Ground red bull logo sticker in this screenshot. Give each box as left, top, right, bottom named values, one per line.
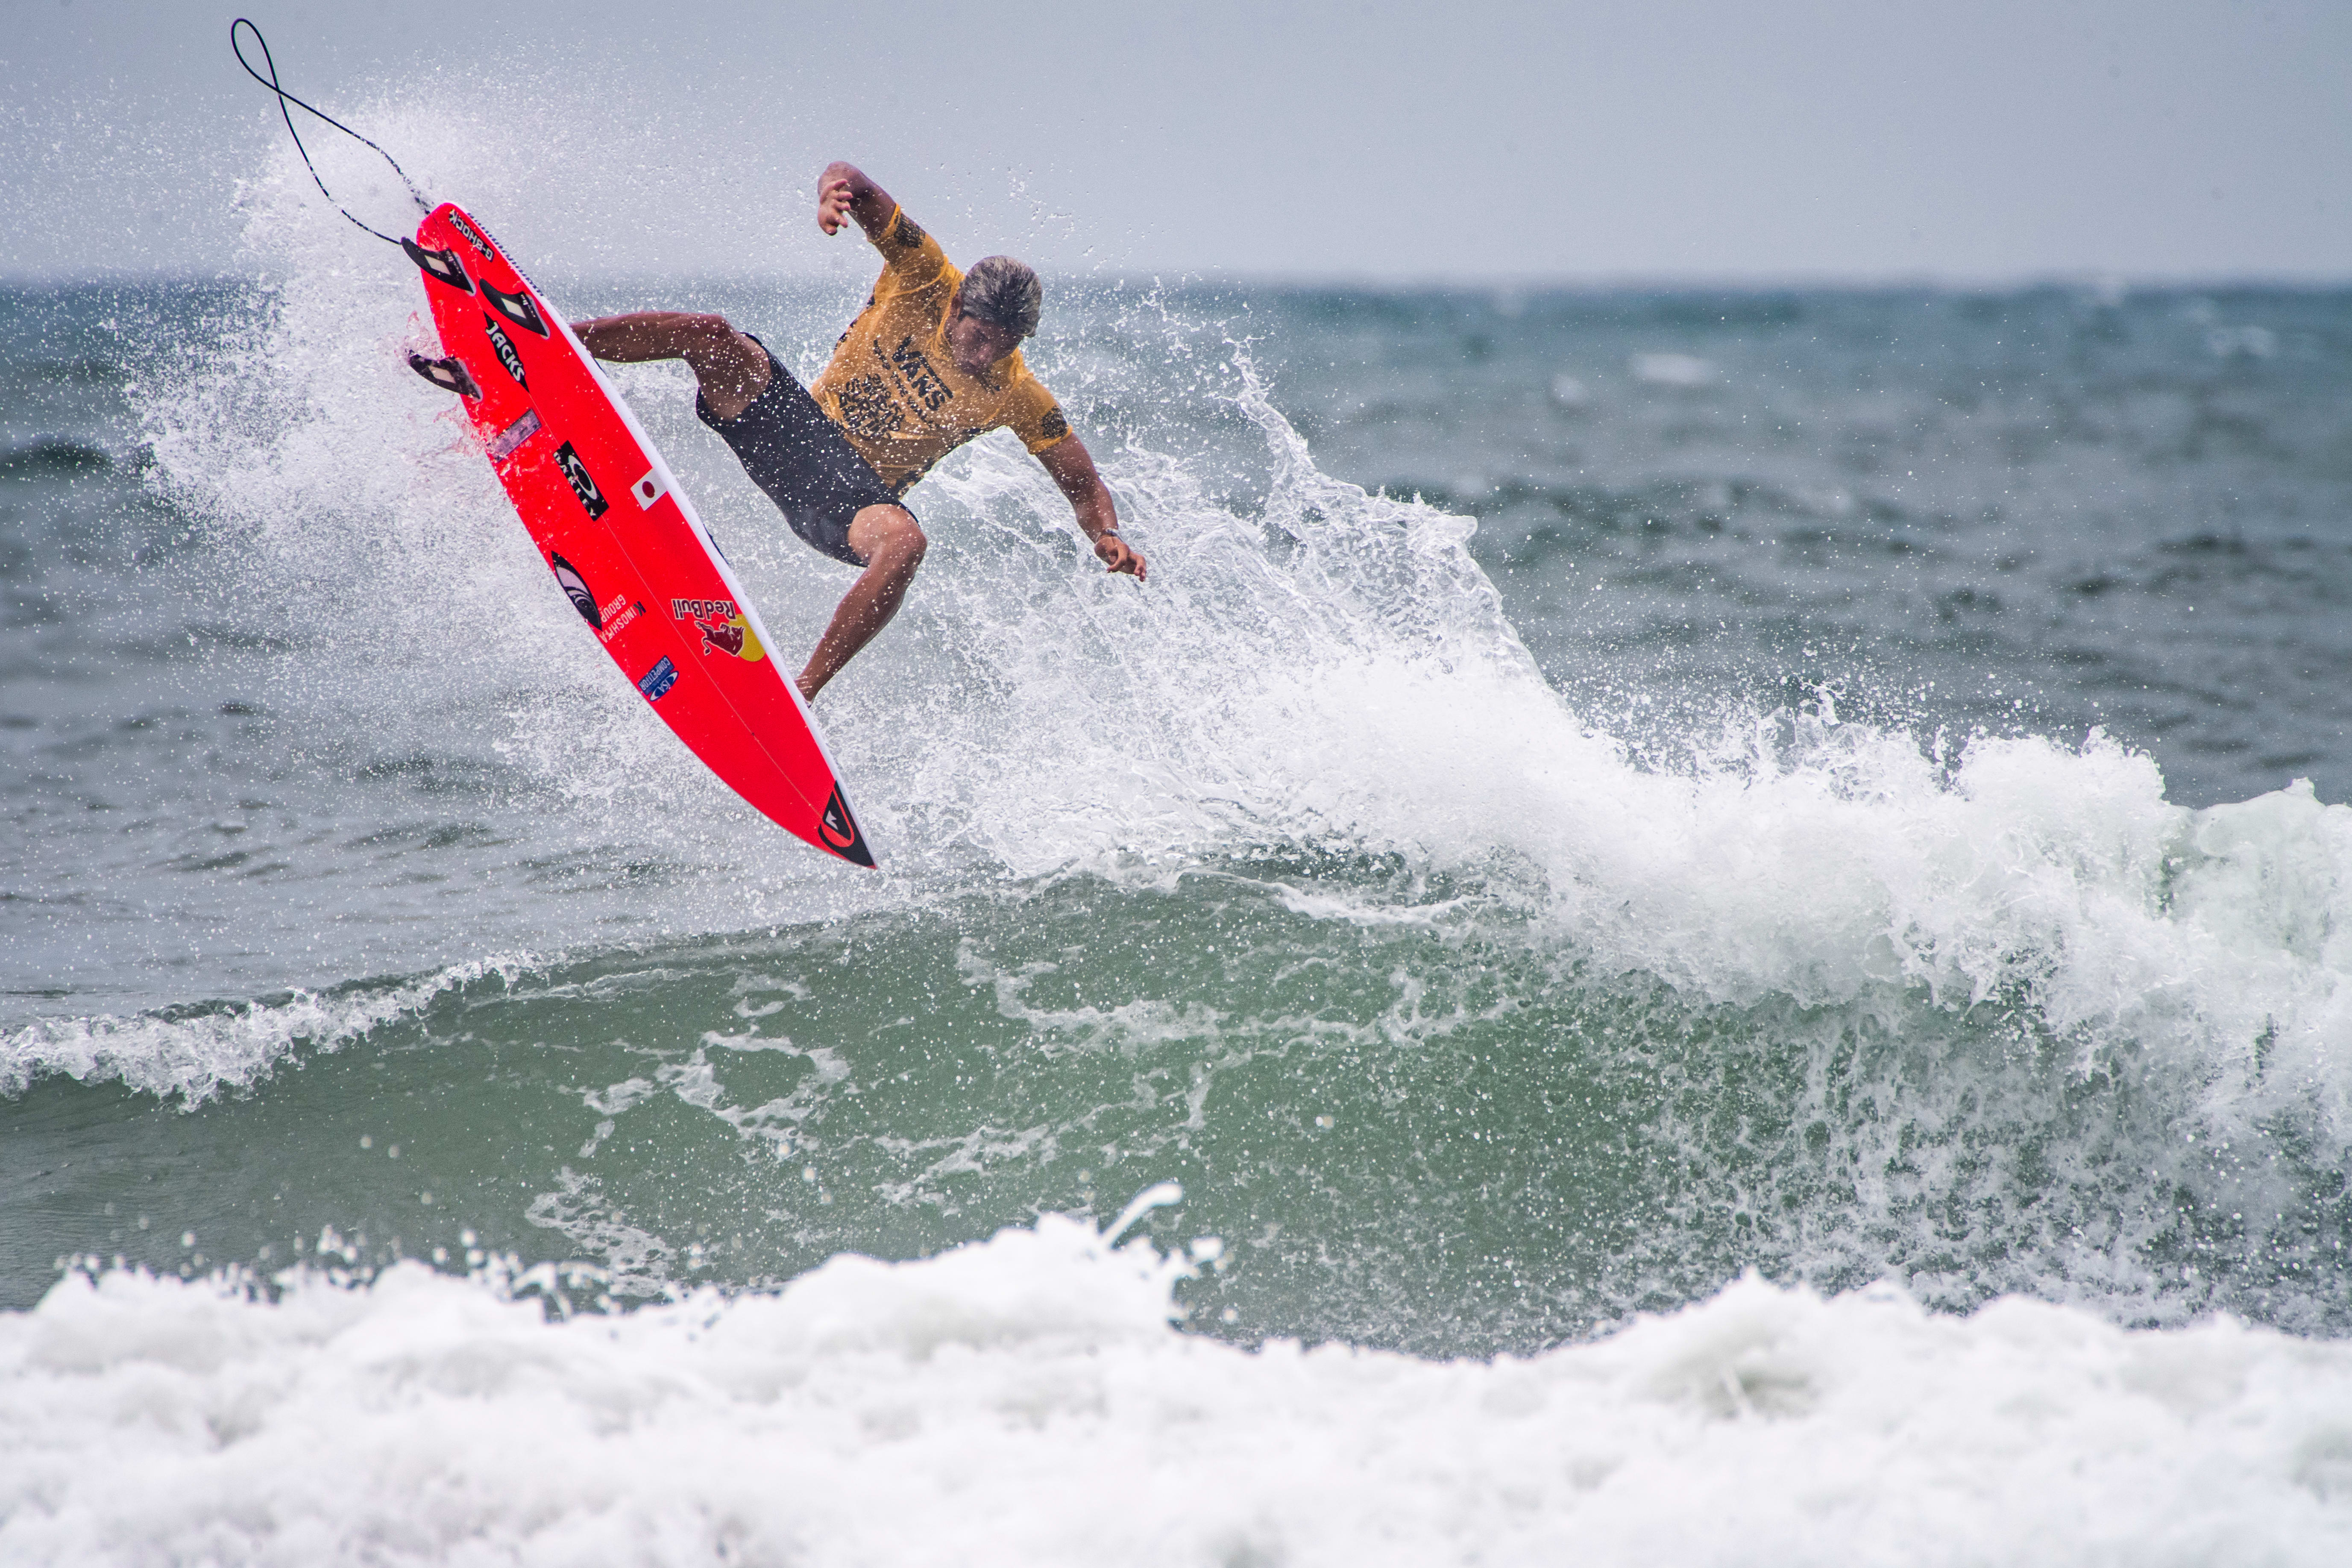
left=696, top=613, right=763, bottom=662
left=673, top=598, right=764, bottom=662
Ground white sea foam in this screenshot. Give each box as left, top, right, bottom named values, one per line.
left=0, top=955, right=533, bottom=1104
left=3, top=1204, right=2347, bottom=1566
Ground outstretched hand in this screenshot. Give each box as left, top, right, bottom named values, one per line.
left=816, top=175, right=856, bottom=236
left=1096, top=533, right=1147, bottom=583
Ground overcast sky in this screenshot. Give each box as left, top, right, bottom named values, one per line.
left=3, top=0, right=2346, bottom=282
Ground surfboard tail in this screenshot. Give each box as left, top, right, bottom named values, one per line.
left=816, top=785, right=876, bottom=868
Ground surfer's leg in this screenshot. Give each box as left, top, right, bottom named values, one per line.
left=795, top=504, right=927, bottom=702
left=571, top=313, right=771, bottom=420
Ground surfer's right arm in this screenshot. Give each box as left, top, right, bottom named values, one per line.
left=816, top=162, right=897, bottom=243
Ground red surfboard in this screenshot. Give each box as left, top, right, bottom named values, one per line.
left=403, top=202, right=874, bottom=867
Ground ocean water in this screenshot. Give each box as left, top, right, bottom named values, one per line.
left=6, top=144, right=2352, bottom=1562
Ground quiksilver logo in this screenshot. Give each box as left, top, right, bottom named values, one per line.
left=818, top=784, right=874, bottom=866
left=554, top=442, right=608, bottom=520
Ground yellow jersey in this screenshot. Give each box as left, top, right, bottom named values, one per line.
left=809, top=207, right=1072, bottom=497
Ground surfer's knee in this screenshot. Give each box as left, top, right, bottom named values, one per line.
left=674, top=314, right=769, bottom=416
left=877, top=516, right=927, bottom=570
left=851, top=505, right=925, bottom=571
left=677, top=313, right=759, bottom=366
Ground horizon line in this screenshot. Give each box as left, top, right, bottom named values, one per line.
left=4, top=262, right=2349, bottom=294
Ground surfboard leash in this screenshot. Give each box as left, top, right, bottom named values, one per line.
left=230, top=18, right=431, bottom=249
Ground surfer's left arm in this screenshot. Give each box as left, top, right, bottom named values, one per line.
left=1037, top=434, right=1144, bottom=583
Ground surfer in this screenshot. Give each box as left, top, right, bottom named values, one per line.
left=571, top=162, right=1145, bottom=703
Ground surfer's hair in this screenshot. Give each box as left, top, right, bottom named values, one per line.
left=958, top=256, right=1042, bottom=339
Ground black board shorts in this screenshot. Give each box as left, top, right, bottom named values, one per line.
left=696, top=342, right=904, bottom=567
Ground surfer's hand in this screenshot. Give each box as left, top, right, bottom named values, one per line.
left=1096, top=533, right=1147, bottom=583
left=817, top=176, right=855, bottom=236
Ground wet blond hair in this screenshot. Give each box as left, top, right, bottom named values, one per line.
left=958, top=256, right=1042, bottom=339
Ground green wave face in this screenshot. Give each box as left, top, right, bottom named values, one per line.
left=13, top=864, right=2343, bottom=1346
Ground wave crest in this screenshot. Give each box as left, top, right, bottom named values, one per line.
left=1, top=956, right=533, bottom=1105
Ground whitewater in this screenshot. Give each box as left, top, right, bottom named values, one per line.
left=9, top=1206, right=2352, bottom=1565
left=5, top=110, right=2351, bottom=1563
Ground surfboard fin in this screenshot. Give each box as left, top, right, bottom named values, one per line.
left=407, top=352, right=483, bottom=400
left=401, top=237, right=473, bottom=293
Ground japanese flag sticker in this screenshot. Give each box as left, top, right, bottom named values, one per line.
left=632, top=469, right=668, bottom=509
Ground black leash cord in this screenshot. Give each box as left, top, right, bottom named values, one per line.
left=230, top=18, right=429, bottom=247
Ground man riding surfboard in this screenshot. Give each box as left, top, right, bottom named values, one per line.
left=567, top=162, right=1145, bottom=703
